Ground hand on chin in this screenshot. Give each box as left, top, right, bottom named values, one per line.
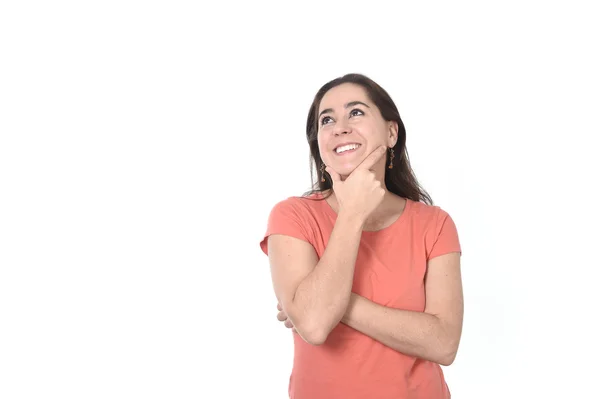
left=337, top=164, right=358, bottom=180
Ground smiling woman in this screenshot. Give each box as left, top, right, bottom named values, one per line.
left=259, top=73, right=463, bottom=399
left=306, top=74, right=433, bottom=204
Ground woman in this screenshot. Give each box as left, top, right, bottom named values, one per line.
left=259, top=73, right=463, bottom=398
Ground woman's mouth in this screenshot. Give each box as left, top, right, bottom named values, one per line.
left=334, top=143, right=362, bottom=156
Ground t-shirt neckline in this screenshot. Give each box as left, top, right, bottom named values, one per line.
left=313, top=191, right=411, bottom=235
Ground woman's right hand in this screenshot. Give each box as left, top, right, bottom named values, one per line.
left=277, top=303, right=296, bottom=332
left=326, top=145, right=387, bottom=224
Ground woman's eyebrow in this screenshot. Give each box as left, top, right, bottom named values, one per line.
left=319, top=101, right=370, bottom=118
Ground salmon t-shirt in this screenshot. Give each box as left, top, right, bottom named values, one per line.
left=259, top=192, right=461, bottom=399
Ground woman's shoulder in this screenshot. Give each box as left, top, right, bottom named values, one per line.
left=267, top=191, right=327, bottom=218
left=272, top=191, right=320, bottom=206
left=406, top=198, right=453, bottom=227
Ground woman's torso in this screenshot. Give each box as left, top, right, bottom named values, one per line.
left=287, top=193, right=450, bottom=399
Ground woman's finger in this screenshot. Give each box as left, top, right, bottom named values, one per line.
left=277, top=311, right=287, bottom=321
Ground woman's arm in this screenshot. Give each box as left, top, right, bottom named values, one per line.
left=341, top=252, right=463, bottom=365
left=268, top=210, right=364, bottom=345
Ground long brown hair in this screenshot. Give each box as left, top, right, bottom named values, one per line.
left=302, top=73, right=433, bottom=205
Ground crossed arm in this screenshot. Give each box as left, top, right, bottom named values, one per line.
left=342, top=252, right=463, bottom=365
left=276, top=251, right=463, bottom=366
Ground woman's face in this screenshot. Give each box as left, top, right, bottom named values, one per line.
left=317, top=83, right=397, bottom=179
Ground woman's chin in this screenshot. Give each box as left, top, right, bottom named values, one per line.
left=337, top=165, right=357, bottom=177
left=331, top=170, right=353, bottom=181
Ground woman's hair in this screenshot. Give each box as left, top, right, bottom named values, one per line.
left=302, top=73, right=433, bottom=205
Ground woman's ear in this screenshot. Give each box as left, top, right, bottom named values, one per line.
left=388, top=121, right=399, bottom=147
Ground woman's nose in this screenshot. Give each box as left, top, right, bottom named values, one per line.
left=333, top=120, right=351, bottom=136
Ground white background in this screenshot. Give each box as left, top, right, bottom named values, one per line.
left=1, top=1, right=599, bottom=398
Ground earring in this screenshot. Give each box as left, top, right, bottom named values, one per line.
left=388, top=148, right=395, bottom=169
left=320, top=163, right=326, bottom=182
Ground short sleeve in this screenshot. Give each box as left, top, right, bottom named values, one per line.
left=259, top=198, right=313, bottom=256
left=426, top=208, right=462, bottom=261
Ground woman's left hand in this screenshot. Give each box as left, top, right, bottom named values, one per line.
left=277, top=303, right=296, bottom=332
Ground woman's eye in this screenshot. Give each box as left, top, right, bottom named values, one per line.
left=321, top=116, right=333, bottom=126
left=350, top=109, right=364, bottom=117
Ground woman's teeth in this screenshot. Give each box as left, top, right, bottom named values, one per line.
left=335, top=144, right=360, bottom=154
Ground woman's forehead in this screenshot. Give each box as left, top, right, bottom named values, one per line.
left=319, top=83, right=371, bottom=111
